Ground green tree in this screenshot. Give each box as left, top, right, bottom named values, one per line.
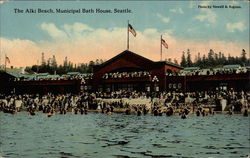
left=241, top=49, right=247, bottom=64
left=41, top=52, right=46, bottom=66
left=174, top=58, right=178, bottom=65
left=180, top=51, right=187, bottom=67
left=186, top=49, right=193, bottom=67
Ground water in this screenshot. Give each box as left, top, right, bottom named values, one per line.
left=0, top=112, right=249, bottom=158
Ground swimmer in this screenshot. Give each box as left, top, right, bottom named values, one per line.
left=84, top=106, right=88, bottom=114
left=243, top=109, right=248, bottom=117
left=47, top=109, right=54, bottom=117
left=202, top=110, right=206, bottom=117
left=74, top=108, right=78, bottom=114
left=228, top=109, right=233, bottom=115
left=137, top=110, right=142, bottom=116
left=143, top=106, right=148, bottom=115
left=184, top=108, right=190, bottom=115
left=196, top=110, right=201, bottom=116
left=166, top=107, right=174, bottom=116
left=29, top=109, right=36, bottom=116
left=80, top=108, right=84, bottom=115
left=181, top=112, right=187, bottom=119
left=110, top=105, right=114, bottom=112
left=125, top=107, right=131, bottom=115
left=106, top=107, right=112, bottom=115
left=158, top=109, right=163, bottom=116
left=101, top=107, right=105, bottom=113
left=209, top=107, right=215, bottom=115
left=63, top=108, right=67, bottom=114
left=153, top=108, right=158, bottom=116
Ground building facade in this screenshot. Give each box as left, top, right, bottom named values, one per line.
left=92, top=50, right=182, bottom=92
left=0, top=50, right=249, bottom=94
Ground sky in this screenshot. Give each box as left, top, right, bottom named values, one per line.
left=0, top=0, right=249, bottom=68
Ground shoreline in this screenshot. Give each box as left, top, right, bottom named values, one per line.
left=2, top=108, right=248, bottom=115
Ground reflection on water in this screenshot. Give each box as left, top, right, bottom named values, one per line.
left=0, top=112, right=249, bottom=158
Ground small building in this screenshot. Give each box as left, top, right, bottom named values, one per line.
left=0, top=71, right=16, bottom=94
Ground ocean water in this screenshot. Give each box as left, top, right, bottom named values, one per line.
left=0, top=112, right=249, bottom=158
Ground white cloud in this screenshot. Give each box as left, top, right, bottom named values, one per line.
left=143, top=28, right=159, bottom=37
left=63, top=22, right=94, bottom=37
left=0, top=38, right=42, bottom=67
left=1, top=22, right=248, bottom=68
left=0, top=0, right=10, bottom=5
left=41, top=23, right=68, bottom=39
left=170, top=7, right=184, bottom=14
left=195, top=1, right=217, bottom=24
left=226, top=22, right=246, bottom=32
left=156, top=13, right=170, bottom=23
left=195, top=9, right=217, bottom=24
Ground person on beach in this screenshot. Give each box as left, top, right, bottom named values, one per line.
left=202, top=110, right=206, bottom=117
left=110, top=105, right=114, bottom=113
left=47, top=109, right=54, bottom=117
left=158, top=109, right=163, bottom=116
left=243, top=108, right=248, bottom=117
left=137, top=108, right=142, bottom=116
left=143, top=105, right=148, bottom=115
left=196, top=109, right=201, bottom=116
left=29, top=108, right=36, bottom=115
left=74, top=108, right=78, bottom=114
left=0, top=89, right=249, bottom=117
left=84, top=106, right=88, bottom=114
left=106, top=106, right=112, bottom=115
left=166, top=106, right=174, bottom=116
left=208, top=107, right=215, bottom=115
left=125, top=106, right=131, bottom=115
left=153, top=107, right=159, bottom=116
left=181, top=112, right=187, bottom=119
left=184, top=107, right=190, bottom=115
left=80, top=108, right=84, bottom=115
left=228, top=109, right=233, bottom=115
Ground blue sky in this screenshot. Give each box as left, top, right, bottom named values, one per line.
left=0, top=1, right=249, bottom=67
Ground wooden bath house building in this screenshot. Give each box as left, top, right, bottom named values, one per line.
left=92, top=50, right=183, bottom=92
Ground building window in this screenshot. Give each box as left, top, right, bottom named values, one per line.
left=155, top=86, right=159, bottom=92
left=173, top=84, right=177, bottom=89
left=84, top=86, right=88, bottom=90
left=178, top=83, right=182, bottom=89
left=169, top=83, right=172, bottom=89
left=80, top=85, right=84, bottom=91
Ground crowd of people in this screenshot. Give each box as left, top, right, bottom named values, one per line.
left=102, top=71, right=151, bottom=79
left=0, top=89, right=249, bottom=118
left=172, top=67, right=249, bottom=76
left=13, top=73, right=93, bottom=82
left=9, top=66, right=249, bottom=84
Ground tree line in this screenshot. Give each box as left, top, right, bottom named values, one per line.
left=25, top=54, right=105, bottom=75
left=26, top=49, right=249, bottom=74
left=179, top=49, right=249, bottom=68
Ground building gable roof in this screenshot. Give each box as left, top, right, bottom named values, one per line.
left=96, top=50, right=154, bottom=68
left=93, top=50, right=183, bottom=74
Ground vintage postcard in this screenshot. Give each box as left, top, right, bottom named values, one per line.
left=0, top=0, right=249, bottom=158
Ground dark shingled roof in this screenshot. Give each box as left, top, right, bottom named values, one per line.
left=96, top=50, right=154, bottom=68
left=95, top=50, right=183, bottom=69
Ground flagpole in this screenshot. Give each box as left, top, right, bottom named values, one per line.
left=127, top=20, right=129, bottom=50
left=5, top=54, right=7, bottom=72
left=160, top=35, right=162, bottom=61
left=0, top=49, right=1, bottom=68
